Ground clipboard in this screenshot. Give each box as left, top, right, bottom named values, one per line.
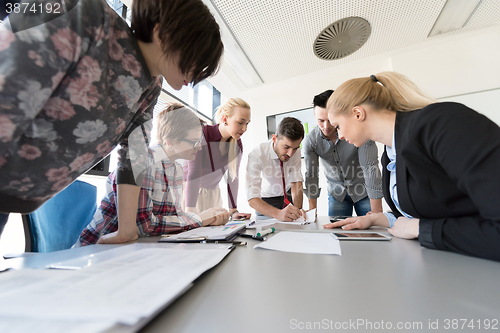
left=159, top=223, right=246, bottom=243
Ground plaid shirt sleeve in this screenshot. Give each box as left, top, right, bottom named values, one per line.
left=136, top=148, right=202, bottom=236
left=77, top=172, right=119, bottom=246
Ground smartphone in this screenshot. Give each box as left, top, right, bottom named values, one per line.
left=331, top=232, right=392, bottom=241
left=330, top=216, right=353, bottom=222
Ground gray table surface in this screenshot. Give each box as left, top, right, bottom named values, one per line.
left=2, top=216, right=500, bottom=333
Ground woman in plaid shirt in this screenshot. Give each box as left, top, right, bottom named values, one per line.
left=77, top=104, right=230, bottom=246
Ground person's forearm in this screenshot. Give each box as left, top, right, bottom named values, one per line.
left=291, top=182, right=303, bottom=209
left=116, top=184, right=140, bottom=238
left=248, top=198, right=280, bottom=219
left=370, top=198, right=383, bottom=213
left=308, top=198, right=317, bottom=210
left=186, top=206, right=197, bottom=213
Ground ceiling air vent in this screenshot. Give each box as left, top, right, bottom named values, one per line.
left=313, top=17, right=371, bottom=60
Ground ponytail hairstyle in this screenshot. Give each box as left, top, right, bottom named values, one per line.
left=214, top=98, right=251, bottom=181
left=156, top=103, right=203, bottom=146
left=327, top=71, right=436, bottom=116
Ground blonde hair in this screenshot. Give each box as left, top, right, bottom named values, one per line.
left=156, top=103, right=203, bottom=145
left=214, top=98, right=251, bottom=181
left=327, top=71, right=436, bottom=116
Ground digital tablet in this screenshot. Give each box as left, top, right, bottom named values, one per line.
left=331, top=232, right=392, bottom=241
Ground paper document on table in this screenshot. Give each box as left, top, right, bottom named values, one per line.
left=0, top=316, right=115, bottom=333
left=245, top=219, right=278, bottom=229
left=254, top=231, right=342, bottom=255
left=160, top=223, right=246, bottom=242
left=257, top=208, right=316, bottom=225
left=0, top=244, right=232, bottom=329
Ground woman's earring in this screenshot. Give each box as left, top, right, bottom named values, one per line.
left=164, top=142, right=174, bottom=151
left=224, top=122, right=228, bottom=126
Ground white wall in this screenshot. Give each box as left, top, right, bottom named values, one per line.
left=212, top=24, right=500, bottom=216
left=81, top=25, right=500, bottom=218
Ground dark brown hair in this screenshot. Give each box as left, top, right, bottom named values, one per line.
left=313, top=90, right=334, bottom=108
left=277, top=117, right=304, bottom=141
left=132, top=0, right=224, bottom=85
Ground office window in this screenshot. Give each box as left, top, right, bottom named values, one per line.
left=162, top=80, right=223, bottom=122
left=105, top=0, right=131, bottom=25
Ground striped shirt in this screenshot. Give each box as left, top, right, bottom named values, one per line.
left=78, top=144, right=202, bottom=246
left=383, top=133, right=414, bottom=227
left=303, top=126, right=383, bottom=203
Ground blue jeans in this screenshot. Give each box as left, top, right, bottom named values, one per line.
left=328, top=193, right=371, bottom=216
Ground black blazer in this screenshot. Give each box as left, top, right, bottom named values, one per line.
left=382, top=102, right=500, bottom=261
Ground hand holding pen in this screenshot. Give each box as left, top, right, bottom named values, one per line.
left=276, top=203, right=301, bottom=222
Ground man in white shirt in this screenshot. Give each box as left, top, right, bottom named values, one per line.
left=246, top=117, right=306, bottom=222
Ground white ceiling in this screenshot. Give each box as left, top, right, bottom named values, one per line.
left=208, top=0, right=500, bottom=93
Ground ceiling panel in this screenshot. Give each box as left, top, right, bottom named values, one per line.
left=211, top=0, right=500, bottom=87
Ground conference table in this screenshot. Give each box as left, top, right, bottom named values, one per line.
left=3, top=216, right=500, bottom=332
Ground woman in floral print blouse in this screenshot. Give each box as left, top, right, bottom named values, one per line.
left=0, top=0, right=224, bottom=242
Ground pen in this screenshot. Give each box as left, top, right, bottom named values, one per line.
left=247, top=221, right=256, bottom=226
left=201, top=240, right=247, bottom=246
left=257, top=227, right=275, bottom=237
left=239, top=233, right=267, bottom=241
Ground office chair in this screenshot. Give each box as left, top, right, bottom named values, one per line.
left=22, top=180, right=97, bottom=253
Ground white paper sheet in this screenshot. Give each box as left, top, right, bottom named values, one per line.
left=254, top=231, right=342, bottom=255
left=0, top=244, right=232, bottom=330
left=0, top=316, right=115, bottom=333
left=245, top=220, right=278, bottom=229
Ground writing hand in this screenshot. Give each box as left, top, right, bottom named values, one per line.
left=275, top=204, right=301, bottom=222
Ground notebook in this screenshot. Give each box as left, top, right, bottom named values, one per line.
left=159, top=223, right=246, bottom=242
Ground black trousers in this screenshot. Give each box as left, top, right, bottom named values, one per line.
left=256, top=190, right=293, bottom=216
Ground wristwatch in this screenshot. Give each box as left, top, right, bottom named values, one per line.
left=229, top=210, right=239, bottom=220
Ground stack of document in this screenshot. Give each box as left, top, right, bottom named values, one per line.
left=0, top=243, right=233, bottom=332
left=159, top=223, right=246, bottom=242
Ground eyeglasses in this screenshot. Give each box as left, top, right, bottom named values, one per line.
left=179, top=137, right=203, bottom=148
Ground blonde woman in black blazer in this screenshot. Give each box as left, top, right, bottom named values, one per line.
left=324, top=71, right=500, bottom=262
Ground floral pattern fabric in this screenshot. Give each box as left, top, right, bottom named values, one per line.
left=0, top=0, right=162, bottom=212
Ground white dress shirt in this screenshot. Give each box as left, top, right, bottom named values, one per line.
left=246, top=140, right=304, bottom=200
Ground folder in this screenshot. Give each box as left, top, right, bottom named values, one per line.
left=159, top=223, right=246, bottom=243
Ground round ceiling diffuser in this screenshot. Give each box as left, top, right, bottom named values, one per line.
left=313, top=17, right=371, bottom=60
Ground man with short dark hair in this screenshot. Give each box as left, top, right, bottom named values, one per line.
left=246, top=117, right=306, bottom=221
left=303, top=90, right=383, bottom=217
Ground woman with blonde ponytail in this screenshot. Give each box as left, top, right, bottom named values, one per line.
left=184, top=98, right=252, bottom=220
left=324, top=71, right=500, bottom=262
